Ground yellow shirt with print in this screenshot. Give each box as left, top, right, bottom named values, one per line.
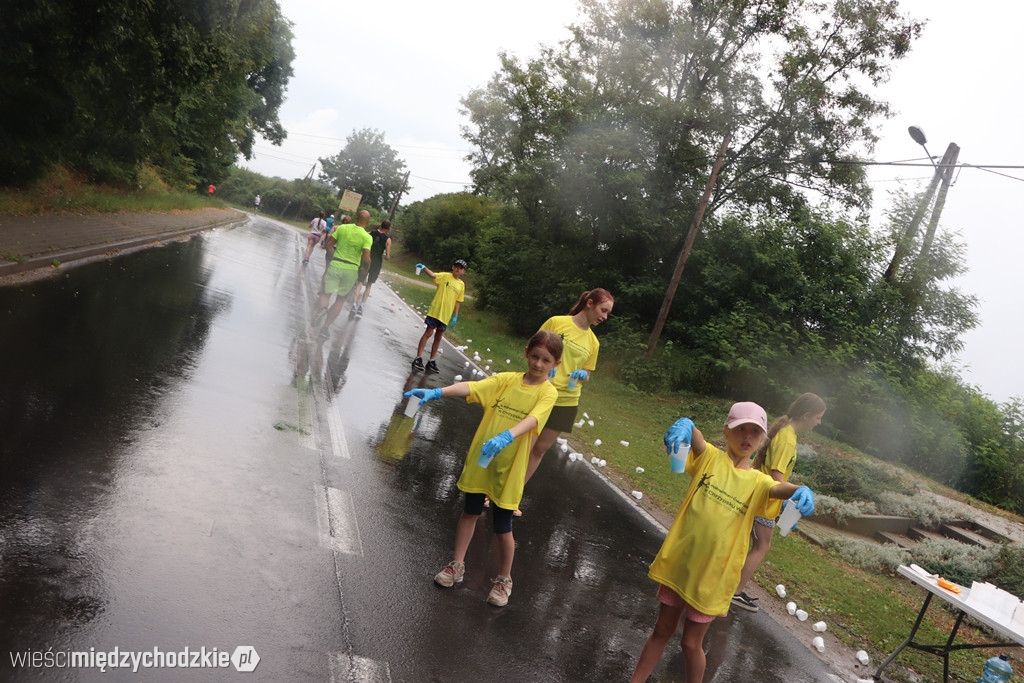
left=759, top=424, right=797, bottom=518
left=456, top=372, right=557, bottom=510
left=648, top=443, right=776, bottom=616
left=539, top=315, right=599, bottom=407
left=426, top=272, right=465, bottom=324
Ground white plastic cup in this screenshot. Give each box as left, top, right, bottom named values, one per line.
left=812, top=621, right=827, bottom=632
left=775, top=584, right=787, bottom=598
left=796, top=609, right=808, bottom=622
left=856, top=650, right=870, bottom=666
left=786, top=602, right=797, bottom=615
left=812, top=636, right=824, bottom=652
left=670, top=443, right=690, bottom=473
left=415, top=265, right=424, bottom=275
left=778, top=501, right=803, bottom=536
left=478, top=450, right=496, bottom=468
left=568, top=378, right=578, bottom=390
left=631, top=490, right=643, bottom=500
left=403, top=397, right=420, bottom=418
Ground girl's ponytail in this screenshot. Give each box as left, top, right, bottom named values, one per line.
left=750, top=393, right=825, bottom=470
left=569, top=288, right=614, bottom=315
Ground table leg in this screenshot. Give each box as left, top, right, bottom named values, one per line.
left=874, top=592, right=933, bottom=681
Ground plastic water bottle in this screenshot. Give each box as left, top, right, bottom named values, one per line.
left=979, top=654, right=1012, bottom=683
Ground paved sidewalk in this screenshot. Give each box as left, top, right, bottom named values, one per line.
left=0, top=207, right=247, bottom=281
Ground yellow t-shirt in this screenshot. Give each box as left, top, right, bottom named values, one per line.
left=648, top=443, right=776, bottom=615
left=456, top=372, right=557, bottom=509
left=760, top=424, right=797, bottom=518
left=426, top=272, right=465, bottom=323
left=539, top=315, right=599, bottom=407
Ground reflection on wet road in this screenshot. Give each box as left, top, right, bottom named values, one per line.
left=0, top=216, right=840, bottom=681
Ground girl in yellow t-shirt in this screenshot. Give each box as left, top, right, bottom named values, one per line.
left=630, top=403, right=817, bottom=683
left=524, top=288, right=614, bottom=488
left=730, top=392, right=827, bottom=612
left=403, top=331, right=562, bottom=608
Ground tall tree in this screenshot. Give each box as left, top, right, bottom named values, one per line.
left=0, top=0, right=294, bottom=186
left=318, top=129, right=408, bottom=211
left=461, top=0, right=923, bottom=276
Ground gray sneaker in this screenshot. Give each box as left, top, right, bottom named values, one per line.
left=487, top=576, right=513, bottom=606
left=354, top=304, right=364, bottom=319
left=434, top=561, right=465, bottom=588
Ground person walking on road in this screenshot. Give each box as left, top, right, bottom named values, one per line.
left=410, top=259, right=467, bottom=374
left=303, top=211, right=327, bottom=265
left=355, top=219, right=392, bottom=317
left=405, top=330, right=561, bottom=607
left=313, top=210, right=371, bottom=330
left=523, top=288, right=613, bottom=495
left=730, top=392, right=827, bottom=613
left=630, top=403, right=817, bottom=683
left=253, top=194, right=261, bottom=212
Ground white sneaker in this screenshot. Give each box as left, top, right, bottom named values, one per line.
left=487, top=577, right=513, bottom=607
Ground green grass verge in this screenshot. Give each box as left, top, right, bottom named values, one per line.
left=0, top=165, right=219, bottom=215
left=385, top=272, right=1007, bottom=682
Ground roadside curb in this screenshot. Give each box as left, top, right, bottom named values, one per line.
left=0, top=215, right=247, bottom=279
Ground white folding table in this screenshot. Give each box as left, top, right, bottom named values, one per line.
left=875, top=565, right=1024, bottom=681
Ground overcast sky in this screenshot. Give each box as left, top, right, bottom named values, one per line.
left=240, top=0, right=1024, bottom=404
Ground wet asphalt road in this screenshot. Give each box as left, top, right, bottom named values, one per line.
left=0, top=216, right=843, bottom=682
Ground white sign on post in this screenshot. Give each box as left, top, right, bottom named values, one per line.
left=338, top=190, right=362, bottom=213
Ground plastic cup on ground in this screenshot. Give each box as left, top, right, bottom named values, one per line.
left=812, top=636, right=824, bottom=652
left=776, top=584, right=787, bottom=598
left=786, top=602, right=797, bottom=615
left=778, top=501, right=803, bottom=536
left=415, top=265, right=424, bottom=275
left=403, top=397, right=420, bottom=418
left=856, top=650, right=870, bottom=666
left=796, top=609, right=808, bottom=621
left=812, top=621, right=827, bottom=632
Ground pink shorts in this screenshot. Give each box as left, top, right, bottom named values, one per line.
left=656, top=584, right=716, bottom=623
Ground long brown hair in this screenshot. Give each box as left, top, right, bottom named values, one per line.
left=751, top=393, right=827, bottom=470
left=569, top=288, right=614, bottom=315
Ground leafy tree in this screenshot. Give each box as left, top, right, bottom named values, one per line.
left=460, top=0, right=923, bottom=286
left=319, top=129, right=408, bottom=211
left=0, top=0, right=294, bottom=186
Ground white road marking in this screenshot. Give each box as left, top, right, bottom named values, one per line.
left=328, top=653, right=392, bottom=683
left=315, top=486, right=363, bottom=556
left=325, top=397, right=350, bottom=459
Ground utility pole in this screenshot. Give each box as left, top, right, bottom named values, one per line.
left=883, top=141, right=959, bottom=283
left=645, top=133, right=731, bottom=360
left=388, top=171, right=411, bottom=222
left=296, top=162, right=318, bottom=221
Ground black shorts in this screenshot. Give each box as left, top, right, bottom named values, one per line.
left=542, top=405, right=578, bottom=433
left=367, top=260, right=383, bottom=284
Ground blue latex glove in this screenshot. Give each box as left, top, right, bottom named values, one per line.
left=449, top=313, right=458, bottom=327
left=404, top=387, right=443, bottom=405
left=481, top=430, right=514, bottom=459
left=569, top=369, right=589, bottom=381
left=548, top=368, right=557, bottom=380
left=664, top=417, right=695, bottom=455
left=790, top=485, right=815, bottom=517
left=415, top=263, right=425, bottom=270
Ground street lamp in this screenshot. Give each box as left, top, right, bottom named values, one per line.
left=908, top=125, right=938, bottom=170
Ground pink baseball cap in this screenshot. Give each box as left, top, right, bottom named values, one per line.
left=726, top=402, right=768, bottom=433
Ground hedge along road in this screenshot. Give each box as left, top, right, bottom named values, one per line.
left=0, top=214, right=846, bottom=681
